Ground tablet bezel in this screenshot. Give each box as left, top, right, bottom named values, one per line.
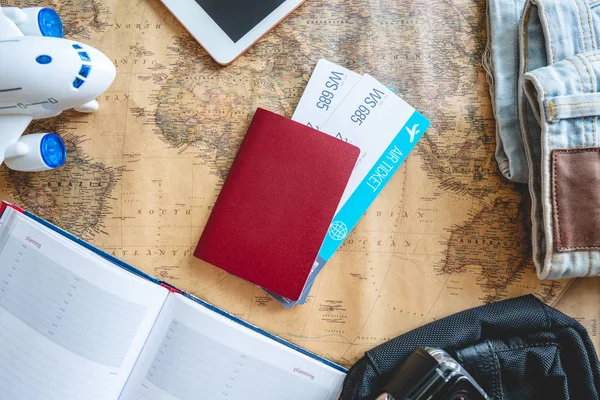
left=160, top=0, right=307, bottom=65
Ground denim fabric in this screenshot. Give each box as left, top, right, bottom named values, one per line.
left=484, top=0, right=528, bottom=183
left=486, top=0, right=600, bottom=279
left=519, top=0, right=600, bottom=177
left=518, top=0, right=600, bottom=279
left=523, top=52, right=600, bottom=279
left=486, top=0, right=600, bottom=185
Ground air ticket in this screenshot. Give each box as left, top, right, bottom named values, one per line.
left=271, top=68, right=430, bottom=308
left=292, top=59, right=361, bottom=131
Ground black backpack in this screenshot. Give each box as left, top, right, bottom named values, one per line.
left=341, top=295, right=600, bottom=399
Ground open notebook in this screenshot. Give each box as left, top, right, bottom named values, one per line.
left=0, top=203, right=346, bottom=400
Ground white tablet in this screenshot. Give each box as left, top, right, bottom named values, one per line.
left=160, top=0, right=307, bottom=65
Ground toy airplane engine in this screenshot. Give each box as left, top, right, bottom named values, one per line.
left=0, top=6, right=116, bottom=172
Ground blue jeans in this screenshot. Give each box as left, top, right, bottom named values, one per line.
left=485, top=0, right=528, bottom=183
left=524, top=53, right=600, bottom=279
left=487, top=0, right=600, bottom=279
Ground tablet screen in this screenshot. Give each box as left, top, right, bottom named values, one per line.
left=195, top=0, right=288, bottom=43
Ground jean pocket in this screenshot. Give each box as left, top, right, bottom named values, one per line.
left=552, top=148, right=600, bottom=251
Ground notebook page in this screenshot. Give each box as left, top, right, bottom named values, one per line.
left=120, top=294, right=345, bottom=400
left=0, top=211, right=169, bottom=400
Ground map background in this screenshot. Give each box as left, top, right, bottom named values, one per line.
left=0, top=0, right=598, bottom=366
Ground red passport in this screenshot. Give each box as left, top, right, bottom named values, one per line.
left=194, top=108, right=360, bottom=301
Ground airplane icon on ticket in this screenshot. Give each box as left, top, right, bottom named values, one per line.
left=406, top=124, right=420, bottom=143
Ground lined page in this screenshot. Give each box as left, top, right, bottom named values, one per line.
left=120, top=294, right=345, bottom=400
left=0, top=211, right=169, bottom=400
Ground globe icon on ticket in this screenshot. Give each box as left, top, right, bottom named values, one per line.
left=328, top=221, right=348, bottom=241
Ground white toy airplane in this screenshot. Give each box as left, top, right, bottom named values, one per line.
left=0, top=6, right=116, bottom=172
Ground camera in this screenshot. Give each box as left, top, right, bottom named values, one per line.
left=373, top=347, right=489, bottom=400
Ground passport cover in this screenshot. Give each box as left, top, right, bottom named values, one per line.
left=194, top=108, right=360, bottom=301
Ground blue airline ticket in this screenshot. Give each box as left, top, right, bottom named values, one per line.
left=270, top=67, right=430, bottom=308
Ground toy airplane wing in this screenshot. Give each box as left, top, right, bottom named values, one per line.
left=0, top=115, right=34, bottom=158
left=0, top=114, right=33, bottom=135
left=0, top=6, right=63, bottom=39
left=0, top=115, right=68, bottom=172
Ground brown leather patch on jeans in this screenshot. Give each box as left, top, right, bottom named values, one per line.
left=552, top=148, right=600, bottom=252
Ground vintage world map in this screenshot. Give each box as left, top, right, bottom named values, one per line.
left=1, top=0, right=598, bottom=366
